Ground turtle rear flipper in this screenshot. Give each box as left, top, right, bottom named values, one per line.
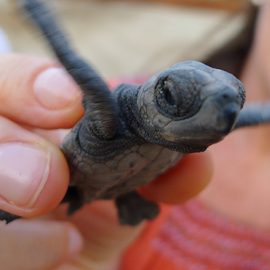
left=61, top=186, right=85, bottom=215
left=0, top=210, right=20, bottom=224
left=115, top=191, right=160, bottom=226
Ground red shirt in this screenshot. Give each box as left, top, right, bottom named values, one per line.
left=121, top=200, right=270, bottom=270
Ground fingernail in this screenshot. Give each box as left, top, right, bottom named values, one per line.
left=67, top=227, right=83, bottom=255
left=33, top=67, right=81, bottom=110
left=0, top=143, right=50, bottom=207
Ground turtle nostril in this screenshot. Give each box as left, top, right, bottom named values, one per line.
left=222, top=93, right=230, bottom=100
left=216, top=89, right=238, bottom=105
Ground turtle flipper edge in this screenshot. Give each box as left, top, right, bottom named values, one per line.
left=0, top=210, right=20, bottom=224
left=115, top=191, right=160, bottom=226
left=62, top=186, right=85, bottom=215
left=235, top=103, right=270, bottom=129
left=20, top=0, right=118, bottom=140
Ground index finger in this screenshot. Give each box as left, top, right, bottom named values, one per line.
left=0, top=54, right=83, bottom=129
left=141, top=152, right=213, bottom=204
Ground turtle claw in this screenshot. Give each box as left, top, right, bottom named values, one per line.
left=115, top=191, right=160, bottom=226
left=66, top=201, right=84, bottom=216
left=0, top=210, right=20, bottom=224
left=62, top=186, right=84, bottom=216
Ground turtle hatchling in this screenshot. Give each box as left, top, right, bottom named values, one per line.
left=1, top=0, right=270, bottom=225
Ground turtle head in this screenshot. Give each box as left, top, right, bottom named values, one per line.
left=136, top=61, right=245, bottom=152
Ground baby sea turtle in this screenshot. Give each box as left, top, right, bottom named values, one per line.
left=1, top=0, right=270, bottom=225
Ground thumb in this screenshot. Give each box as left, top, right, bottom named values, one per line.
left=0, top=117, right=69, bottom=218
left=0, top=54, right=83, bottom=128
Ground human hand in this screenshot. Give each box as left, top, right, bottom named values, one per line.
left=0, top=54, right=213, bottom=270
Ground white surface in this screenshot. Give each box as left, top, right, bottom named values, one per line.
left=0, top=0, right=245, bottom=77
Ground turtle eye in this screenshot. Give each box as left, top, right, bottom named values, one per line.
left=155, top=77, right=182, bottom=117
left=155, top=78, right=178, bottom=108
left=163, top=82, right=176, bottom=106
left=155, top=75, right=201, bottom=119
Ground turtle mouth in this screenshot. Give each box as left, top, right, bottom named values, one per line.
left=169, top=103, right=240, bottom=147
left=176, top=133, right=225, bottom=147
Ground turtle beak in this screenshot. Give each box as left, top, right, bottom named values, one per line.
left=219, top=105, right=239, bottom=134
left=214, top=88, right=241, bottom=135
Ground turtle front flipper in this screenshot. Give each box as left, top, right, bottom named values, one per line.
left=235, top=103, right=270, bottom=129
left=115, top=191, right=160, bottom=226
left=0, top=210, right=20, bottom=224
left=21, top=0, right=118, bottom=140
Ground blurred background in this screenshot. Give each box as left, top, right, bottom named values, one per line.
left=0, top=0, right=251, bottom=79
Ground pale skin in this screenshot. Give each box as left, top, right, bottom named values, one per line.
left=0, top=54, right=212, bottom=270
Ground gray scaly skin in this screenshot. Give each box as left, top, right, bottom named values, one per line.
left=0, top=0, right=268, bottom=225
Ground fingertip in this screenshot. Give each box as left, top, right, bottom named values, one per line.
left=31, top=66, right=84, bottom=128
left=141, top=152, right=213, bottom=204
left=66, top=224, right=83, bottom=256
left=0, top=54, right=84, bottom=128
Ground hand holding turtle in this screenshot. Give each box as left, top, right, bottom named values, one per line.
left=6, top=0, right=249, bottom=227
left=0, top=53, right=213, bottom=269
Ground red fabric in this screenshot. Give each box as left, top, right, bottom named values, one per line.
left=121, top=200, right=270, bottom=270
left=108, top=75, right=149, bottom=90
